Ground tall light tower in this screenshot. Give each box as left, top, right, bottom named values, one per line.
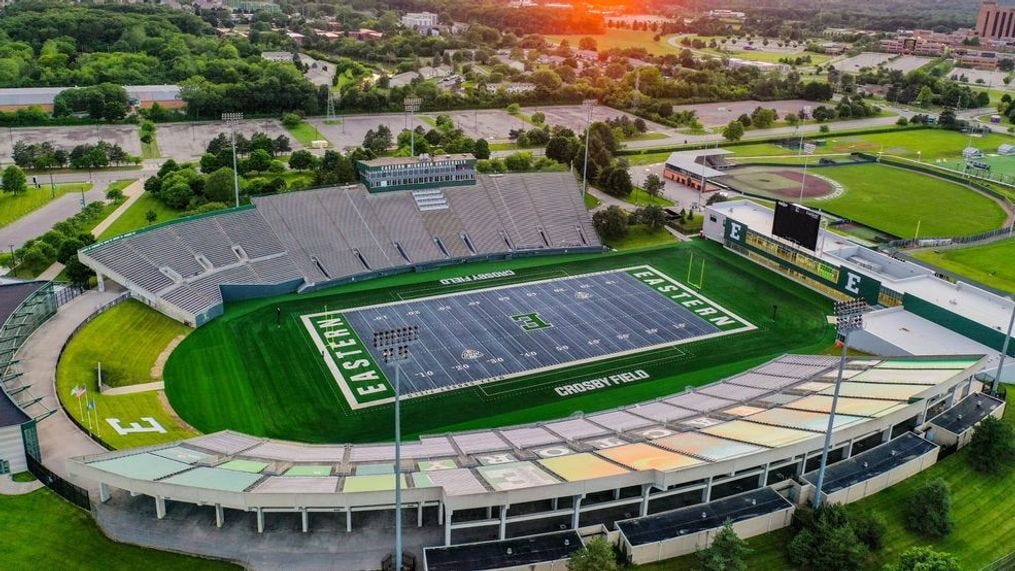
left=813, top=298, right=867, bottom=508
left=221, top=112, right=243, bottom=208
left=404, top=97, right=422, bottom=157
left=373, top=325, right=419, bottom=571
left=581, top=98, right=596, bottom=197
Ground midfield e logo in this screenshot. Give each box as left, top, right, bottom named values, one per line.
left=511, top=312, right=553, bottom=331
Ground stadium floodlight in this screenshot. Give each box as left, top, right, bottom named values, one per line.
left=221, top=112, right=244, bottom=208
left=991, top=299, right=1015, bottom=395
left=373, top=325, right=419, bottom=570
left=813, top=298, right=867, bottom=508
left=581, top=99, right=596, bottom=198
left=404, top=97, right=422, bottom=157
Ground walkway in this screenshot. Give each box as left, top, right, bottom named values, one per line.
left=0, top=475, right=44, bottom=495
left=16, top=287, right=123, bottom=492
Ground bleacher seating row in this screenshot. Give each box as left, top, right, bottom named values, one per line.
left=79, top=173, right=601, bottom=325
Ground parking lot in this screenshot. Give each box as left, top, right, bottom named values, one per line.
left=836, top=52, right=895, bottom=71
left=680, top=99, right=817, bottom=128
left=0, top=124, right=142, bottom=160
left=156, top=119, right=300, bottom=161
left=884, top=55, right=934, bottom=73
left=309, top=113, right=428, bottom=151
left=524, top=106, right=669, bottom=134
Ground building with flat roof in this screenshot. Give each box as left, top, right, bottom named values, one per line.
left=402, top=11, right=439, bottom=31
left=978, top=0, right=1015, bottom=41
left=356, top=154, right=477, bottom=193
left=663, top=150, right=734, bottom=192
left=0, top=85, right=182, bottom=112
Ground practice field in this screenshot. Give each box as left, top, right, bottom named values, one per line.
left=304, top=267, right=754, bottom=409
left=940, top=154, right=1015, bottom=179
left=912, top=238, right=1015, bottom=293
left=719, top=169, right=836, bottom=200
left=805, top=163, right=1008, bottom=239
left=164, top=241, right=835, bottom=445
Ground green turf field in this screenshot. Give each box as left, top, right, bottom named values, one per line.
left=0, top=488, right=238, bottom=570
left=164, top=241, right=835, bottom=444
left=912, top=238, right=1015, bottom=293
left=56, top=300, right=198, bottom=449
left=805, top=164, right=1007, bottom=238
left=648, top=393, right=1014, bottom=570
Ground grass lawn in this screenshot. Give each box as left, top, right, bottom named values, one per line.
left=584, top=192, right=601, bottom=209
left=913, top=238, right=1015, bottom=293
left=166, top=241, right=835, bottom=444
left=57, top=300, right=197, bottom=449
left=140, top=128, right=160, bottom=160
left=0, top=183, right=92, bottom=228
left=97, top=192, right=185, bottom=240
left=0, top=488, right=238, bottom=570
left=807, top=164, right=1007, bottom=238
left=625, top=186, right=673, bottom=207
left=12, top=471, right=35, bottom=482
left=651, top=394, right=1015, bottom=570
left=546, top=29, right=682, bottom=56
left=284, top=120, right=330, bottom=147
left=605, top=224, right=678, bottom=250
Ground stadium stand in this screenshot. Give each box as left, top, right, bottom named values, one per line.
left=70, top=354, right=985, bottom=556
left=78, top=173, right=600, bottom=326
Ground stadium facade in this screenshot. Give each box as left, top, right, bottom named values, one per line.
left=77, top=170, right=600, bottom=327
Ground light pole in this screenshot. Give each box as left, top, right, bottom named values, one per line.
left=991, top=299, right=1014, bottom=395
left=581, top=98, right=596, bottom=197
left=813, top=298, right=866, bottom=508
left=222, top=112, right=243, bottom=208
left=373, top=325, right=419, bottom=571
left=404, top=98, right=422, bottom=157
left=8, top=244, right=15, bottom=276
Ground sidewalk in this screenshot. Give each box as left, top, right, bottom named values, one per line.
left=0, top=475, right=44, bottom=496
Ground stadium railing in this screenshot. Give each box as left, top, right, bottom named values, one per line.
left=26, top=453, right=90, bottom=511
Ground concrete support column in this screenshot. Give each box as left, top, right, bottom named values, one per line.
left=486, top=506, right=493, bottom=519
left=759, top=462, right=771, bottom=488
left=551, top=497, right=558, bottom=511
left=215, top=504, right=224, bottom=528
left=639, top=484, right=652, bottom=517
left=417, top=502, right=424, bottom=527
left=444, top=508, right=454, bottom=546
left=613, top=488, right=621, bottom=500
left=345, top=508, right=352, bottom=533
left=499, top=505, right=509, bottom=540
left=301, top=508, right=309, bottom=533
left=155, top=496, right=166, bottom=519
left=844, top=439, right=855, bottom=459
left=99, top=483, right=110, bottom=503
left=438, top=502, right=444, bottom=525
left=571, top=495, right=583, bottom=530
left=882, top=428, right=892, bottom=443
left=795, top=456, right=805, bottom=477
left=702, top=476, right=714, bottom=503
left=96, top=273, right=105, bottom=293
left=256, top=508, right=264, bottom=533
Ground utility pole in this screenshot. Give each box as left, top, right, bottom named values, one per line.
left=373, top=326, right=419, bottom=571
left=581, top=98, right=596, bottom=197
left=404, top=98, right=422, bottom=157
left=813, top=298, right=866, bottom=508
left=222, top=112, right=243, bottom=208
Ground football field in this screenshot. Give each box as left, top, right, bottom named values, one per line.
left=303, top=266, right=754, bottom=409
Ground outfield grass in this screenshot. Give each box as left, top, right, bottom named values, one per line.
left=97, top=192, right=185, bottom=240
left=912, top=238, right=1015, bottom=293
left=0, top=183, right=92, bottom=228
left=806, top=164, right=1007, bottom=238
left=0, top=488, right=238, bottom=570
left=284, top=120, right=330, bottom=147
left=649, top=394, right=1014, bottom=570
left=57, top=300, right=197, bottom=449
left=166, top=241, right=835, bottom=444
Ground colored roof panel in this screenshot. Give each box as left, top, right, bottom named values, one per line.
left=284, top=465, right=333, bottom=477
left=151, top=446, right=211, bottom=465
left=785, top=395, right=907, bottom=417
left=418, top=459, right=458, bottom=471
left=188, top=432, right=262, bottom=455
left=252, top=476, right=340, bottom=494
left=818, top=382, right=925, bottom=401
left=162, top=467, right=263, bottom=492
left=411, top=468, right=487, bottom=496
left=596, top=443, right=704, bottom=472
left=476, top=461, right=559, bottom=491
left=745, top=408, right=867, bottom=432
left=539, top=453, right=629, bottom=482
left=499, top=427, right=562, bottom=448
left=626, top=402, right=696, bottom=423
left=545, top=419, right=610, bottom=440
left=588, top=410, right=654, bottom=432
left=877, top=359, right=977, bottom=369
left=242, top=441, right=345, bottom=463
left=793, top=381, right=834, bottom=393
left=356, top=463, right=394, bottom=475
left=702, top=420, right=817, bottom=448
left=665, top=392, right=735, bottom=412
left=89, top=453, right=192, bottom=481
left=652, top=432, right=764, bottom=462
left=342, top=474, right=408, bottom=493
left=848, top=368, right=954, bottom=385
left=218, top=459, right=269, bottom=473
left=722, top=405, right=766, bottom=417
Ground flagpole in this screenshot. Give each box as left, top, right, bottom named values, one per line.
left=94, top=400, right=101, bottom=439
left=76, top=387, right=84, bottom=423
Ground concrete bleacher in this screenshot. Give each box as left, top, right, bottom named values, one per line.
left=80, top=173, right=601, bottom=326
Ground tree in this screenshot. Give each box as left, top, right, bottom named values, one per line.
left=751, top=107, right=777, bottom=129
left=64, top=257, right=94, bottom=288
left=643, top=173, right=665, bottom=198
left=531, top=70, right=562, bottom=91
left=205, top=167, right=236, bottom=203
left=545, top=135, right=576, bottom=165
left=200, top=153, right=222, bottom=174
left=602, top=166, right=633, bottom=198
left=507, top=103, right=521, bottom=114
left=967, top=415, right=1014, bottom=474
left=722, top=120, right=745, bottom=142
left=697, top=520, right=750, bottom=571
left=281, top=112, right=302, bottom=128
left=504, top=152, right=533, bottom=172
left=243, top=149, right=272, bottom=173
left=896, top=116, right=909, bottom=127
left=785, top=113, right=800, bottom=127
left=578, top=37, right=597, bottom=51
left=567, top=536, right=616, bottom=571
left=474, top=139, right=491, bottom=160
left=288, top=149, right=317, bottom=171
left=787, top=505, right=872, bottom=571
left=888, top=547, right=960, bottom=571
left=145, top=210, right=158, bottom=225
left=917, top=85, right=935, bottom=107
left=105, top=188, right=124, bottom=202
left=592, top=206, right=629, bottom=242
left=636, top=204, right=667, bottom=232
left=906, top=478, right=953, bottom=539
left=2, top=165, right=27, bottom=194
left=938, top=108, right=958, bottom=129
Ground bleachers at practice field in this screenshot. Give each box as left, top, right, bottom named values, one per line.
left=81, top=173, right=600, bottom=325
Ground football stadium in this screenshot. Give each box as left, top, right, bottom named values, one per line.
left=2, top=152, right=1012, bottom=570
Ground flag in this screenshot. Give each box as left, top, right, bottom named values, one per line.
left=71, top=385, right=86, bottom=399
left=87, top=400, right=96, bottom=411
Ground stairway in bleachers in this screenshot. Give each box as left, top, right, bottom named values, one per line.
left=412, top=188, right=449, bottom=211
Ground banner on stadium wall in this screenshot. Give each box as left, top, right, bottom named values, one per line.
left=724, top=218, right=749, bottom=245
left=835, top=268, right=882, bottom=305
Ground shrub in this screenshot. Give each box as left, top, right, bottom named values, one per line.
left=906, top=478, right=953, bottom=539
left=967, top=415, right=1014, bottom=474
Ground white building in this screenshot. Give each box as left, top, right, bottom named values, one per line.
left=402, top=11, right=439, bottom=30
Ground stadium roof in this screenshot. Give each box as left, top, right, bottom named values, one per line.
left=0, top=281, right=46, bottom=427
left=929, top=392, right=1004, bottom=435
left=424, top=531, right=581, bottom=571
left=664, top=150, right=728, bottom=178
left=859, top=308, right=995, bottom=356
